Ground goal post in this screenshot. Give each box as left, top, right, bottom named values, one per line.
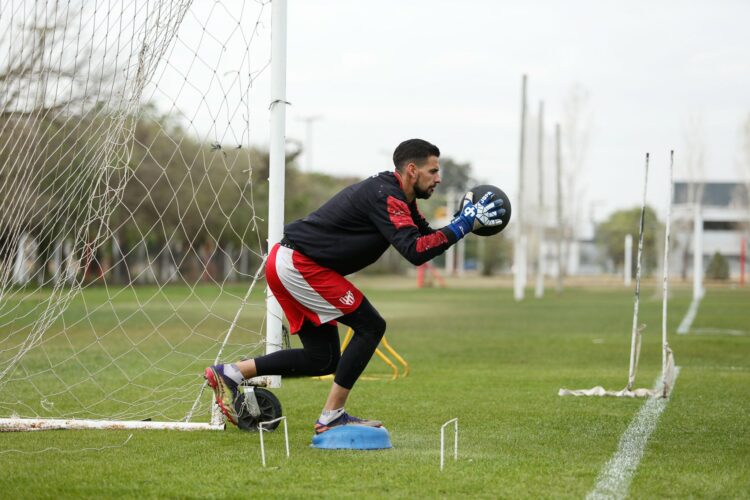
left=0, top=1, right=285, bottom=430
left=263, top=0, right=288, bottom=390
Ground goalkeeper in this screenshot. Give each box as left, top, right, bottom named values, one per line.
left=205, top=138, right=505, bottom=434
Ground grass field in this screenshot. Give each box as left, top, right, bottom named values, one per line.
left=1, top=277, right=748, bottom=498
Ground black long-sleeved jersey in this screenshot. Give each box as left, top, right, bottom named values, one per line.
left=283, top=171, right=458, bottom=276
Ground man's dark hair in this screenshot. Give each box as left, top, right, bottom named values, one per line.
left=392, top=139, right=440, bottom=172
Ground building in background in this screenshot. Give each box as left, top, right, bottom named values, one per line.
left=672, top=181, right=749, bottom=280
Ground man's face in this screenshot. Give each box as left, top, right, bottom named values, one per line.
left=412, top=156, right=441, bottom=199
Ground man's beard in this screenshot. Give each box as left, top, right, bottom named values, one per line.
left=414, top=185, right=434, bottom=199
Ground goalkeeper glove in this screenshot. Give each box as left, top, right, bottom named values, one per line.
left=447, top=190, right=506, bottom=239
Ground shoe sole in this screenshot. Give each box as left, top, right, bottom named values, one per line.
left=314, top=422, right=383, bottom=434
left=204, top=367, right=238, bottom=426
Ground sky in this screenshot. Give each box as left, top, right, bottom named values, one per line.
left=155, top=0, right=750, bottom=233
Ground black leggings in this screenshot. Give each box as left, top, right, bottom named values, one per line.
left=253, top=298, right=386, bottom=390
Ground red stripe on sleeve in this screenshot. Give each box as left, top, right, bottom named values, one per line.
left=387, top=195, right=417, bottom=229
left=416, top=231, right=448, bottom=253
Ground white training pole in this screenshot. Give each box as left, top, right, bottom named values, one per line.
left=692, top=203, right=704, bottom=301
left=265, top=0, right=288, bottom=389
left=259, top=416, right=289, bottom=468
left=12, top=233, right=26, bottom=284
left=677, top=195, right=704, bottom=335
left=535, top=100, right=545, bottom=299
left=457, top=239, right=466, bottom=277
left=300, top=115, right=321, bottom=171
left=520, top=235, right=528, bottom=289
left=555, top=123, right=564, bottom=294
left=624, top=234, right=633, bottom=286
left=627, top=153, right=649, bottom=391
left=514, top=74, right=527, bottom=301
left=440, top=418, right=459, bottom=471
left=536, top=241, right=546, bottom=298
left=661, top=151, right=676, bottom=397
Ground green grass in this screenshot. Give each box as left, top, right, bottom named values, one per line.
left=1, top=279, right=748, bottom=498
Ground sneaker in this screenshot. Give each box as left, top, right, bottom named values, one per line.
left=314, top=411, right=383, bottom=434
left=204, top=365, right=239, bottom=426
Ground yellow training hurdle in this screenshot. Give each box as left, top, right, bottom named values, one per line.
left=313, top=327, right=409, bottom=381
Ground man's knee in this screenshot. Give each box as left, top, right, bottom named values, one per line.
left=343, top=298, right=387, bottom=346
left=307, top=345, right=340, bottom=375
left=357, top=310, right=386, bottom=349
left=371, top=312, right=386, bottom=340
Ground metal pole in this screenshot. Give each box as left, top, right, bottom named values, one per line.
left=555, top=123, right=563, bottom=294
left=299, top=115, right=321, bottom=171
left=13, top=233, right=28, bottom=285
left=457, top=239, right=465, bottom=277
left=662, top=151, right=675, bottom=389
left=627, top=153, right=649, bottom=391
left=265, top=0, right=288, bottom=388
left=535, top=100, right=545, bottom=298
left=741, top=237, right=746, bottom=286
left=514, top=74, right=527, bottom=301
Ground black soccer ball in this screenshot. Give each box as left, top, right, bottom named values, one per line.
left=459, top=184, right=512, bottom=237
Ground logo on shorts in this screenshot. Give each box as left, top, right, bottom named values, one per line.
left=339, top=290, right=355, bottom=306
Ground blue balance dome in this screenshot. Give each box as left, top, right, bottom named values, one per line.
left=311, top=425, right=392, bottom=450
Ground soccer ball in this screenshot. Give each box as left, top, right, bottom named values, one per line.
left=461, top=184, right=512, bottom=236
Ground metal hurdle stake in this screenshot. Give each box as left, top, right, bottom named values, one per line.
left=259, top=416, right=289, bottom=467
left=440, top=418, right=458, bottom=471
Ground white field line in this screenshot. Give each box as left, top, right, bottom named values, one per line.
left=691, top=328, right=747, bottom=336
left=677, top=295, right=702, bottom=334
left=586, top=368, right=680, bottom=500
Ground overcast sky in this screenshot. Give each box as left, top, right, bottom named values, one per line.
left=278, top=0, right=750, bottom=224
left=162, top=0, right=750, bottom=230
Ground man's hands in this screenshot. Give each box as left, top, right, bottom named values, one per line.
left=447, top=191, right=506, bottom=239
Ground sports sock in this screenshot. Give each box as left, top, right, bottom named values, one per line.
left=223, top=363, right=244, bottom=385
left=318, top=407, right=345, bottom=425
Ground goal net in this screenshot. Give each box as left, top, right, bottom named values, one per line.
left=0, top=0, right=277, bottom=430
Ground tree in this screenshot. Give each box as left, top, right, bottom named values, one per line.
left=0, top=3, right=121, bottom=282
left=596, top=206, right=662, bottom=276
left=706, top=251, right=729, bottom=280
left=439, top=157, right=473, bottom=194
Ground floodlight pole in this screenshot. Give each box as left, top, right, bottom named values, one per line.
left=514, top=74, right=527, bottom=301
left=535, top=100, right=545, bottom=298
left=741, top=237, right=746, bottom=286
left=265, top=0, right=288, bottom=388
left=555, top=123, right=563, bottom=294
left=299, top=115, right=321, bottom=171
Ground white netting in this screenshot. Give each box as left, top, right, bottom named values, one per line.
left=0, top=0, right=273, bottom=423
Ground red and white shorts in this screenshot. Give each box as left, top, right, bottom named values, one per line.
left=266, top=243, right=364, bottom=334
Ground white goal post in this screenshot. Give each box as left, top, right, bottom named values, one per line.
left=0, top=0, right=287, bottom=430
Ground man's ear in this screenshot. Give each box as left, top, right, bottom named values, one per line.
left=406, top=162, right=417, bottom=178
